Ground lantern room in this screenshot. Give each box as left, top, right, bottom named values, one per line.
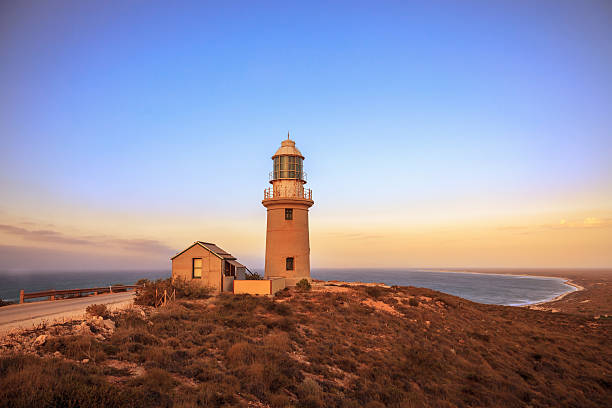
left=270, top=136, right=306, bottom=183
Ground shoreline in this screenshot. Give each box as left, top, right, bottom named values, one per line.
left=523, top=278, right=584, bottom=307
left=317, top=269, right=585, bottom=307
left=427, top=269, right=585, bottom=307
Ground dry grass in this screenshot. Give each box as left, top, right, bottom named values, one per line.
left=1, top=284, right=610, bottom=407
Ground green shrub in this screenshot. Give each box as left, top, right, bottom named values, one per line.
left=85, top=303, right=109, bottom=318
left=0, top=298, right=13, bottom=307
left=197, top=381, right=238, bottom=406
left=269, top=393, right=293, bottom=408
left=226, top=342, right=255, bottom=366
left=173, top=278, right=214, bottom=299
left=296, top=279, right=312, bottom=292
left=246, top=271, right=264, bottom=280
left=135, top=278, right=213, bottom=306
left=365, top=286, right=384, bottom=298
left=297, top=378, right=324, bottom=407
left=0, top=354, right=152, bottom=407
left=43, top=335, right=106, bottom=362
left=264, top=331, right=291, bottom=352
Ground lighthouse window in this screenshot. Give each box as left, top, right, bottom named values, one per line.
left=285, top=208, right=293, bottom=220
left=192, top=258, right=202, bottom=279
left=286, top=257, right=294, bottom=270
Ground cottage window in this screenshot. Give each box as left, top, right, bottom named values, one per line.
left=193, top=258, right=202, bottom=279
left=285, top=208, right=293, bottom=220
left=224, top=262, right=235, bottom=277
left=286, top=257, right=294, bottom=270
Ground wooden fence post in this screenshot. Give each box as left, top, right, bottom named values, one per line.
left=19, top=290, right=24, bottom=304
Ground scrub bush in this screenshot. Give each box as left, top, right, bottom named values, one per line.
left=135, top=278, right=212, bottom=306
left=0, top=298, right=13, bottom=307
left=85, top=303, right=109, bottom=318
left=296, top=279, right=312, bottom=291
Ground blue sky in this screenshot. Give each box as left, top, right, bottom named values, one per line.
left=1, top=1, right=611, bottom=270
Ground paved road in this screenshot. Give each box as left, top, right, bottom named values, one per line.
left=0, top=292, right=135, bottom=334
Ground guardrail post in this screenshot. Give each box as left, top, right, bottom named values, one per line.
left=19, top=290, right=24, bottom=304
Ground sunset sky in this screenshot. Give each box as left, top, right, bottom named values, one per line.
left=1, top=1, right=611, bottom=271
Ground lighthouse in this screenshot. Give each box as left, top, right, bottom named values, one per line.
left=262, top=134, right=314, bottom=285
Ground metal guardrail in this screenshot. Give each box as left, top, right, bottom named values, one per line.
left=19, top=284, right=142, bottom=304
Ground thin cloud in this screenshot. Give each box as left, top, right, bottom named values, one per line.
left=102, top=238, right=174, bottom=253
left=496, top=217, right=612, bottom=235
left=0, top=224, right=173, bottom=254
left=0, top=224, right=91, bottom=245
left=324, top=232, right=384, bottom=240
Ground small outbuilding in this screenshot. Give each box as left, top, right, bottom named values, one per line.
left=171, top=241, right=246, bottom=292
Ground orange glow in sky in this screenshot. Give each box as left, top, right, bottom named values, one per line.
left=1, top=2, right=611, bottom=271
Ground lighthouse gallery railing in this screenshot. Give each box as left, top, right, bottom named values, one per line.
left=264, top=187, right=312, bottom=200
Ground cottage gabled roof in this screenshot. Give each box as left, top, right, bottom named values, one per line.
left=227, top=259, right=246, bottom=268
left=170, top=241, right=237, bottom=261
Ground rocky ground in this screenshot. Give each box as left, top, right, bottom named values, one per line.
left=0, top=281, right=610, bottom=408
left=0, top=308, right=123, bottom=358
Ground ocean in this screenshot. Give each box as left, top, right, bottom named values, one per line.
left=312, top=269, right=576, bottom=306
left=0, top=268, right=575, bottom=306
left=0, top=270, right=170, bottom=303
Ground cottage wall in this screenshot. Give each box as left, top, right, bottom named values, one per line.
left=223, top=276, right=234, bottom=292
left=172, top=245, right=223, bottom=291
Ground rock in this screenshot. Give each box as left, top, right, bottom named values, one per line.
left=33, top=334, right=47, bottom=346
left=102, top=319, right=116, bottom=331
left=76, top=322, right=92, bottom=335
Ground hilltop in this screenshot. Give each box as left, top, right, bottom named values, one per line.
left=0, top=282, right=610, bottom=407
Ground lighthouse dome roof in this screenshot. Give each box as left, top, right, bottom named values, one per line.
left=272, top=136, right=304, bottom=159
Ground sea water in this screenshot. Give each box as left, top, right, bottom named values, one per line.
left=0, top=268, right=575, bottom=306
left=312, top=269, right=576, bottom=306
left=0, top=270, right=170, bottom=303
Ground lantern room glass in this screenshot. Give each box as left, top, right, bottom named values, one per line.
left=273, top=156, right=303, bottom=180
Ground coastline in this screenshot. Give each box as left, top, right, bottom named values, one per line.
left=521, top=279, right=584, bottom=307
left=320, top=268, right=585, bottom=307
left=422, top=268, right=585, bottom=307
